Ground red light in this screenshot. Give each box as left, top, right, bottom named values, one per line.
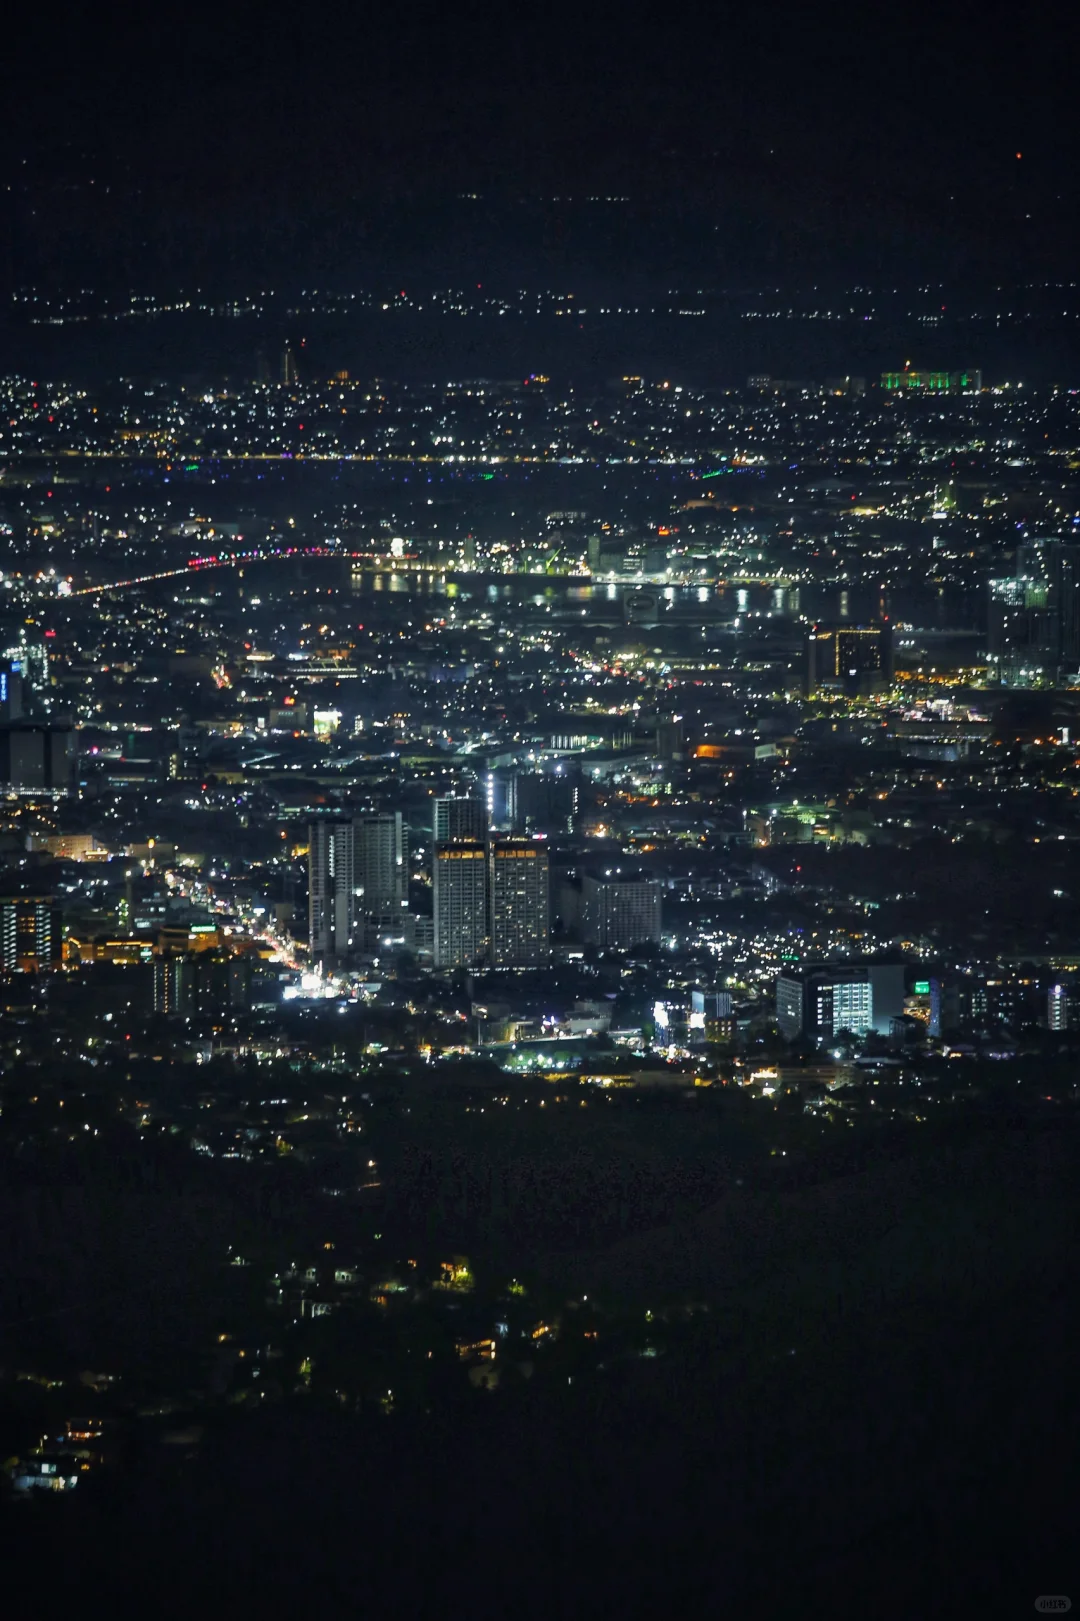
left=298, top=423, right=304, bottom=430
left=45, top=629, right=56, bottom=638
left=47, top=490, right=53, bottom=497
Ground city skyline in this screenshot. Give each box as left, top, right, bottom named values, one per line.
left=2, top=1, right=1078, bottom=1612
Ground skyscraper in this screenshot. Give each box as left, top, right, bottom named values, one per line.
left=308, top=818, right=357, bottom=965
left=433, top=796, right=488, bottom=845
left=355, top=812, right=408, bottom=946
left=433, top=841, right=488, bottom=968
left=489, top=839, right=549, bottom=967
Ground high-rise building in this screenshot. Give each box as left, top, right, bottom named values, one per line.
left=433, top=841, right=488, bottom=968
left=0, top=663, right=24, bottom=722
left=806, top=624, right=892, bottom=696
left=988, top=541, right=1080, bottom=686
left=355, top=813, right=408, bottom=945
left=1, top=621, right=50, bottom=712
left=308, top=818, right=358, bottom=965
left=581, top=872, right=662, bottom=950
left=775, top=964, right=905, bottom=1042
left=152, top=951, right=263, bottom=1016
left=153, top=955, right=192, bottom=1014
left=0, top=895, right=61, bottom=973
left=489, top=839, right=549, bottom=966
left=0, top=722, right=75, bottom=794
left=1047, top=983, right=1074, bottom=1031
left=509, top=770, right=579, bottom=835
left=433, top=796, right=488, bottom=845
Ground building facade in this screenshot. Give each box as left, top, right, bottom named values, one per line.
left=489, top=839, right=549, bottom=966
left=433, top=841, right=489, bottom=968
left=581, top=873, right=662, bottom=950
left=308, top=817, right=357, bottom=965
left=433, top=796, right=488, bottom=845
left=776, top=963, right=905, bottom=1042
left=0, top=895, right=61, bottom=973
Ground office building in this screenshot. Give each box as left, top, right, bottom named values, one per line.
left=775, top=964, right=905, bottom=1042
left=433, top=841, right=488, bottom=968
left=489, top=839, right=549, bottom=966
left=433, top=795, right=488, bottom=845
left=581, top=872, right=662, bottom=950
left=806, top=623, right=892, bottom=696
left=308, top=817, right=358, bottom=965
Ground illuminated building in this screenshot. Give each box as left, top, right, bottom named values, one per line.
left=988, top=542, right=1080, bottom=687
left=776, top=964, right=905, bottom=1042
left=488, top=839, right=549, bottom=966
left=806, top=623, right=892, bottom=696
left=153, top=955, right=192, bottom=1014
left=1, top=620, right=50, bottom=711
left=1046, top=983, right=1080, bottom=1031
left=153, top=951, right=262, bottom=1015
left=433, top=841, right=488, bottom=968
left=0, top=663, right=24, bottom=722
left=308, top=817, right=358, bottom=965
left=880, top=367, right=981, bottom=392
left=0, top=895, right=61, bottom=973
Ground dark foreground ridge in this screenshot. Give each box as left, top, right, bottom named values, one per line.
left=2, top=1114, right=1076, bottom=1618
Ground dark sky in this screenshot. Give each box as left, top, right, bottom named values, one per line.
left=4, top=0, right=1076, bottom=290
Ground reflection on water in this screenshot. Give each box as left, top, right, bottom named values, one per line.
left=338, top=571, right=971, bottom=625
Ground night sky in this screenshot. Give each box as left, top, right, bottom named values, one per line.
left=5, top=0, right=1076, bottom=291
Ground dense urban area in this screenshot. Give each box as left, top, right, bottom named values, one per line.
left=3, top=337, right=1080, bottom=1608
